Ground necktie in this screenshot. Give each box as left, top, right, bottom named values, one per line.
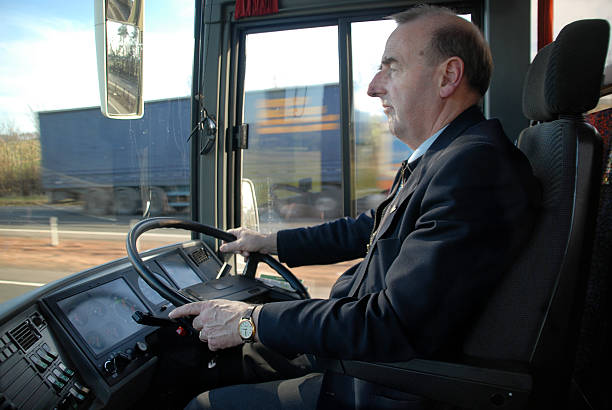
left=366, top=159, right=415, bottom=251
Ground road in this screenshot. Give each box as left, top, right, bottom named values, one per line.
left=0, top=204, right=350, bottom=304
left=0, top=203, right=190, bottom=303
left=0, top=203, right=149, bottom=229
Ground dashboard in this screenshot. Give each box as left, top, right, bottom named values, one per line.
left=0, top=240, right=297, bottom=409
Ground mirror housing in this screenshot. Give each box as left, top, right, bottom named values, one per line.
left=95, top=0, right=145, bottom=119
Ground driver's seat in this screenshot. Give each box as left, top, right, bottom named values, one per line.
left=330, top=19, right=610, bottom=409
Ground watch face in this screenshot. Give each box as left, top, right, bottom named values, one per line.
left=239, top=320, right=253, bottom=339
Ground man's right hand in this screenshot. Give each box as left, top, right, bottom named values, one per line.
left=219, top=227, right=277, bottom=258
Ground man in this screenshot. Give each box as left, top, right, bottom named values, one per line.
left=170, top=5, right=540, bottom=409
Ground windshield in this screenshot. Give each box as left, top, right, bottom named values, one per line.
left=0, top=0, right=194, bottom=303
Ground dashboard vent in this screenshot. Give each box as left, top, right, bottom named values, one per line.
left=10, top=320, right=41, bottom=352
left=190, top=248, right=209, bottom=265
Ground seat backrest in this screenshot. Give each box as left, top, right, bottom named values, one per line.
left=571, top=107, right=612, bottom=409
left=462, top=19, right=609, bottom=406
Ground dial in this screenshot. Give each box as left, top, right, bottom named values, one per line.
left=239, top=319, right=253, bottom=339
left=85, top=331, right=105, bottom=351
left=113, top=295, right=140, bottom=323
left=89, top=300, right=106, bottom=318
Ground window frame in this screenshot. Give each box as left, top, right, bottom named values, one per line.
left=193, top=1, right=486, bottom=241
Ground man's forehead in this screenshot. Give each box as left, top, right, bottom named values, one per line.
left=382, top=23, right=427, bottom=63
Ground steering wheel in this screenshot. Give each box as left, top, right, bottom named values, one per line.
left=126, top=217, right=310, bottom=307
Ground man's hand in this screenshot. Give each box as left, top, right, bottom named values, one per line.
left=219, top=227, right=277, bottom=258
left=168, top=299, right=254, bottom=351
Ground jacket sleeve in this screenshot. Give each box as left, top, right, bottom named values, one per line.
left=276, top=209, right=374, bottom=267
left=258, top=141, right=539, bottom=362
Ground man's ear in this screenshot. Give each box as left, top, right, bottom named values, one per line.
left=439, top=57, right=464, bottom=98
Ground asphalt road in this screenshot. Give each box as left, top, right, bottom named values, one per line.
left=0, top=204, right=346, bottom=304
left=0, top=203, right=146, bottom=229
left=0, top=203, right=190, bottom=303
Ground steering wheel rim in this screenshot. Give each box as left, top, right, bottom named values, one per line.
left=126, top=217, right=309, bottom=307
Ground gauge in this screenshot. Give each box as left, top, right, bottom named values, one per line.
left=85, top=331, right=105, bottom=352
left=138, top=275, right=173, bottom=305
left=113, top=295, right=141, bottom=322
left=104, top=322, right=123, bottom=340
left=89, top=299, right=106, bottom=318
left=68, top=307, right=88, bottom=328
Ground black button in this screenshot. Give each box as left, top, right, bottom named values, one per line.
left=59, top=363, right=75, bottom=377
left=31, top=355, right=48, bottom=372
left=47, top=375, right=65, bottom=391
left=37, top=349, right=54, bottom=364
left=69, top=388, right=86, bottom=402
left=42, top=344, right=58, bottom=358
left=53, top=368, right=70, bottom=383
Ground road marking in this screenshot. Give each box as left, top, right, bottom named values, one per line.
left=0, top=228, right=187, bottom=239
left=0, top=279, right=45, bottom=287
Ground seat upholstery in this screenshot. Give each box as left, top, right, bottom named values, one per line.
left=463, top=18, right=609, bottom=407
left=572, top=107, right=612, bottom=409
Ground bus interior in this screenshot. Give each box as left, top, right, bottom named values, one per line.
left=0, top=0, right=610, bottom=409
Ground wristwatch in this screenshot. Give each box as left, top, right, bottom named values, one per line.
left=238, top=305, right=257, bottom=343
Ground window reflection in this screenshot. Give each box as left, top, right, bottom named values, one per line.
left=240, top=26, right=346, bottom=298
left=0, top=0, right=193, bottom=304
left=242, top=26, right=341, bottom=233
left=351, top=20, right=412, bottom=216
left=107, top=21, right=142, bottom=115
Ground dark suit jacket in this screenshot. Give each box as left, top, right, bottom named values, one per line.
left=258, top=106, right=540, bottom=364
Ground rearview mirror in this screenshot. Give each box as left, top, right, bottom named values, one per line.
left=95, top=0, right=145, bottom=119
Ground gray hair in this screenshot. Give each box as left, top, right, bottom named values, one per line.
left=391, top=5, right=493, bottom=96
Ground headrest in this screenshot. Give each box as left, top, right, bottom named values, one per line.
left=522, top=19, right=610, bottom=121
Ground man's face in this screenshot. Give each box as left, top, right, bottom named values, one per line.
left=367, top=21, right=439, bottom=148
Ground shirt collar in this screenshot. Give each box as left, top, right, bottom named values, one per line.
left=407, top=124, right=449, bottom=164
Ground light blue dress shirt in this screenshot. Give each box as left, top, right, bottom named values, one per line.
left=407, top=125, right=449, bottom=164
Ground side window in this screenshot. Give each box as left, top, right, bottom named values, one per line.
left=240, top=26, right=344, bottom=298
left=0, top=1, right=193, bottom=303
left=242, top=26, right=342, bottom=231
left=351, top=20, right=409, bottom=215
left=239, top=21, right=400, bottom=297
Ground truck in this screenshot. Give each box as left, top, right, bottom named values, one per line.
left=38, top=97, right=191, bottom=215
left=38, top=84, right=408, bottom=218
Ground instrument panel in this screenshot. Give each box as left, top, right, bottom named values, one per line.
left=43, top=243, right=221, bottom=384
left=56, top=278, right=150, bottom=356
left=0, top=240, right=223, bottom=409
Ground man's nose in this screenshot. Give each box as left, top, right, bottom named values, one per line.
left=367, top=71, right=384, bottom=97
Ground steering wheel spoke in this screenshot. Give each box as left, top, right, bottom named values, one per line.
left=126, top=217, right=310, bottom=307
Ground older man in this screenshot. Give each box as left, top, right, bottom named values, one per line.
left=171, top=5, right=540, bottom=409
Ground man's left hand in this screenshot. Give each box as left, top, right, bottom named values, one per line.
left=168, top=299, right=250, bottom=351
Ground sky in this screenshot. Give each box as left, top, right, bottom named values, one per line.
left=0, top=0, right=194, bottom=133
left=0, top=0, right=610, bottom=134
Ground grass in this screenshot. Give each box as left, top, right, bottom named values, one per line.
left=0, top=136, right=42, bottom=197
left=0, top=195, right=48, bottom=206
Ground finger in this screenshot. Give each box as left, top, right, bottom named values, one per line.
left=219, top=242, right=233, bottom=252
left=219, top=237, right=239, bottom=251
left=168, top=302, right=204, bottom=319
left=220, top=239, right=245, bottom=254
left=225, top=227, right=242, bottom=236
left=222, top=228, right=243, bottom=245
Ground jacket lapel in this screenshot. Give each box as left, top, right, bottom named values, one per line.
left=371, top=105, right=486, bottom=246
left=347, top=105, right=486, bottom=297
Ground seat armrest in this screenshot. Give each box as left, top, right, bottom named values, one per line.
left=339, top=359, right=532, bottom=409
